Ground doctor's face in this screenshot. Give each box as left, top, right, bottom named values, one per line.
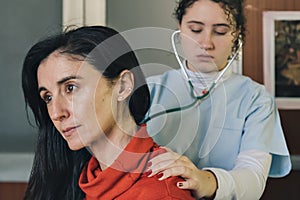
left=179, top=0, right=235, bottom=72
left=37, top=52, right=116, bottom=150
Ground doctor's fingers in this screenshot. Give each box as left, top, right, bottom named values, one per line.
left=161, top=167, right=208, bottom=197
left=148, top=150, right=182, bottom=167
left=159, top=146, right=173, bottom=152
left=155, top=164, right=197, bottom=181
left=148, top=155, right=194, bottom=177
left=177, top=178, right=201, bottom=191
left=178, top=170, right=218, bottom=199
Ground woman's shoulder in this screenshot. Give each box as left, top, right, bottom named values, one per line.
left=120, top=173, right=194, bottom=199
left=121, top=145, right=194, bottom=199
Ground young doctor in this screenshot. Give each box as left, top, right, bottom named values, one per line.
left=145, top=0, right=291, bottom=199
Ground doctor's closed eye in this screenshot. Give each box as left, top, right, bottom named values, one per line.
left=188, top=24, right=231, bottom=35
left=213, top=26, right=231, bottom=35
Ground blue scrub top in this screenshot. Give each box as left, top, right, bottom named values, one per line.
left=146, top=69, right=291, bottom=177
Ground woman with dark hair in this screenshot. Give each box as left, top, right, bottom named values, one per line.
left=146, top=0, right=291, bottom=199
left=22, top=26, right=194, bottom=199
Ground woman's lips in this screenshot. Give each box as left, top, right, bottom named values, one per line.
left=62, top=125, right=81, bottom=137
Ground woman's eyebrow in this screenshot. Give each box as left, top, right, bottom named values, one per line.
left=56, top=75, right=83, bottom=85
left=38, top=75, right=83, bottom=94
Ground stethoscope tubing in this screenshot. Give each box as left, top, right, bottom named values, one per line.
left=142, top=30, right=242, bottom=123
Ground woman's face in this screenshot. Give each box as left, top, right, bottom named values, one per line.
left=37, top=52, right=116, bottom=150
left=179, top=0, right=235, bottom=72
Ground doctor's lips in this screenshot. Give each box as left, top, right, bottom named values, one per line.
left=196, top=54, right=214, bottom=62
left=62, top=125, right=81, bottom=137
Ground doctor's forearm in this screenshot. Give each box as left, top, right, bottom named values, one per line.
left=204, top=150, right=272, bottom=200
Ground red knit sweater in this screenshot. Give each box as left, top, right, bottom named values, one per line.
left=79, top=125, right=194, bottom=200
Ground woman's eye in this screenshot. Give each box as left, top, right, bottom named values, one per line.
left=66, top=84, right=77, bottom=93
left=42, top=94, right=52, bottom=104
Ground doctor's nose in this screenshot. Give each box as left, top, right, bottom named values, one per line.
left=198, top=33, right=214, bottom=50
left=48, top=96, right=71, bottom=122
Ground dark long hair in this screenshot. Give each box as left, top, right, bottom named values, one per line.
left=175, top=0, right=246, bottom=54
left=22, top=26, right=150, bottom=199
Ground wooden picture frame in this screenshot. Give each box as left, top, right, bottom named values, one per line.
left=263, top=11, right=300, bottom=109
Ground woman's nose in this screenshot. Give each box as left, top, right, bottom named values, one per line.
left=48, top=96, right=70, bottom=122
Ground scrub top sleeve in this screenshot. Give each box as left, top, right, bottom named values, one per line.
left=240, top=84, right=291, bottom=177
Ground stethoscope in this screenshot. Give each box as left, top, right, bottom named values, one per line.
left=142, top=30, right=243, bottom=123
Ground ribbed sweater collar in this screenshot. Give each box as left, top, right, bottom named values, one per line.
left=79, top=125, right=160, bottom=199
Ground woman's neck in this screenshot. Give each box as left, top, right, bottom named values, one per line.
left=89, top=119, right=137, bottom=170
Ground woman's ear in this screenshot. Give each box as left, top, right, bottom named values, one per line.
left=117, top=70, right=134, bottom=101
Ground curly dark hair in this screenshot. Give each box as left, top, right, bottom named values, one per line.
left=174, top=0, right=246, bottom=55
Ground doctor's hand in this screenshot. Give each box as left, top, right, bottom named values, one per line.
left=147, top=147, right=217, bottom=199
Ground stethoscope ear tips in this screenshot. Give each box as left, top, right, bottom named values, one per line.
left=173, top=30, right=181, bottom=35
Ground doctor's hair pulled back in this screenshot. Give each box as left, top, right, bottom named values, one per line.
left=174, top=0, right=246, bottom=54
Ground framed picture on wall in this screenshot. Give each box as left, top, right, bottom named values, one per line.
left=263, top=11, right=300, bottom=109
